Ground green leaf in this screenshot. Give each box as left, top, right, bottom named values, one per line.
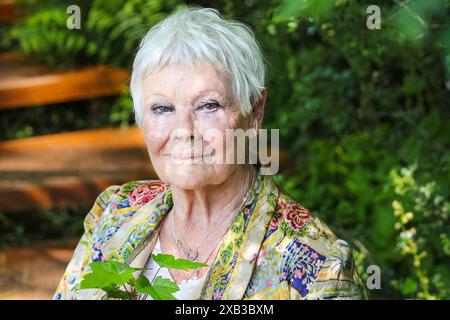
left=153, top=276, right=179, bottom=300
left=92, top=260, right=140, bottom=279
left=79, top=260, right=140, bottom=289
left=153, top=276, right=179, bottom=293
left=79, top=272, right=123, bottom=290
left=152, top=254, right=208, bottom=270
left=134, top=275, right=178, bottom=300
left=275, top=0, right=334, bottom=21
left=134, top=275, right=158, bottom=297
left=133, top=274, right=151, bottom=290
left=401, top=277, right=418, bottom=295
left=104, top=287, right=133, bottom=300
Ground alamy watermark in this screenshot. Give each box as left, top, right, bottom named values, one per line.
left=66, top=5, right=81, bottom=30
left=166, top=125, right=280, bottom=176
left=367, top=5, right=381, bottom=29
left=366, top=264, right=381, bottom=290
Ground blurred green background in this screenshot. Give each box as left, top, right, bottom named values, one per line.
left=0, top=0, right=449, bottom=299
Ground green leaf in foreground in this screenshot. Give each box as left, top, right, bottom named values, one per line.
left=134, top=275, right=179, bottom=300
left=78, top=260, right=141, bottom=290
left=76, top=256, right=207, bottom=299
left=104, top=286, right=133, bottom=300
left=152, top=254, right=208, bottom=270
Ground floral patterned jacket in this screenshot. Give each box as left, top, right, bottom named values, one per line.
left=54, top=171, right=365, bottom=300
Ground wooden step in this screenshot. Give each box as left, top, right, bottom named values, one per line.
left=0, top=238, right=78, bottom=300
left=0, top=52, right=130, bottom=109
left=0, top=126, right=157, bottom=212
left=0, top=1, right=24, bottom=24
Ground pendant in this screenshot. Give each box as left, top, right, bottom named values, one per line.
left=187, top=248, right=198, bottom=261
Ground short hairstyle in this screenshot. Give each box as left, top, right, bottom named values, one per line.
left=130, top=7, right=266, bottom=128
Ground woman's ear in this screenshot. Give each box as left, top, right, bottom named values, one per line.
left=250, top=89, right=267, bottom=131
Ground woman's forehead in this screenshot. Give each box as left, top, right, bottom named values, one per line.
left=142, top=63, right=232, bottom=100
left=144, top=63, right=228, bottom=84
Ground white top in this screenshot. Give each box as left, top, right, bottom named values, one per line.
left=142, top=237, right=207, bottom=300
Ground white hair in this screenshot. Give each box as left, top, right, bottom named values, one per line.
left=130, top=7, right=266, bottom=128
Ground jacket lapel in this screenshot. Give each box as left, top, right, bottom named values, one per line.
left=200, top=174, right=279, bottom=300
left=102, top=186, right=173, bottom=264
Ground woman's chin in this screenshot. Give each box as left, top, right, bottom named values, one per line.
left=160, top=164, right=227, bottom=190
left=169, top=176, right=211, bottom=190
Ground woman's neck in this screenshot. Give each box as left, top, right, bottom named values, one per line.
left=169, top=165, right=257, bottom=229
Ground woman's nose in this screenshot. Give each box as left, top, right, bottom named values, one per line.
left=171, top=109, right=196, bottom=142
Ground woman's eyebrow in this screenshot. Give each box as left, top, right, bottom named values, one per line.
left=144, top=90, right=228, bottom=105
left=191, top=89, right=227, bottom=104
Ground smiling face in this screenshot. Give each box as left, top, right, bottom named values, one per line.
left=141, top=63, right=253, bottom=190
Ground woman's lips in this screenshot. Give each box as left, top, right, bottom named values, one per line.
left=163, top=153, right=214, bottom=160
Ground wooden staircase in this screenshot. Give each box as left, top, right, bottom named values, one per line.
left=0, top=51, right=158, bottom=212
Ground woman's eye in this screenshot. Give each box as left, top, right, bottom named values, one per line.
left=151, top=105, right=173, bottom=115
left=199, top=102, right=221, bottom=112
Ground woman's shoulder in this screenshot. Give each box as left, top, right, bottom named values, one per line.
left=267, top=191, right=352, bottom=260
left=84, top=179, right=169, bottom=231
left=261, top=191, right=363, bottom=298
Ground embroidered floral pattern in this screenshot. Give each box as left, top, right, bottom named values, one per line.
left=274, top=196, right=322, bottom=240
left=115, top=190, right=173, bottom=262
left=128, top=181, right=168, bottom=206
left=89, top=181, right=169, bottom=263
left=280, top=200, right=312, bottom=231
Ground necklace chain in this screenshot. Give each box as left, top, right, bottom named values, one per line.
left=171, top=202, right=237, bottom=261
left=170, top=171, right=256, bottom=278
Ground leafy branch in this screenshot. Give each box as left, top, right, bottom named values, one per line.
left=74, top=254, right=207, bottom=300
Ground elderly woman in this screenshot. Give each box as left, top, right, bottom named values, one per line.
left=54, top=7, right=364, bottom=300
